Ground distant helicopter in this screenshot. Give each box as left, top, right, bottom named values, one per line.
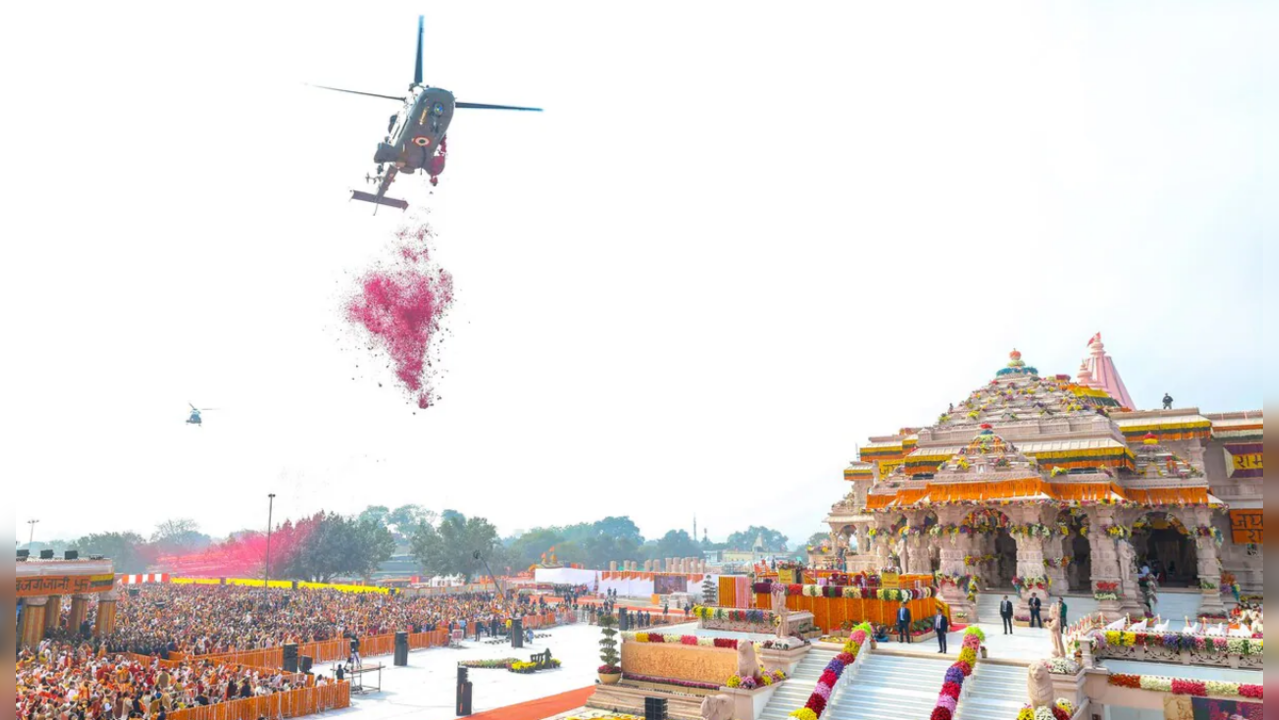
left=313, top=15, right=542, bottom=211
left=186, top=403, right=217, bottom=426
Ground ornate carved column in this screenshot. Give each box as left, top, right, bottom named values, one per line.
left=44, top=594, right=63, bottom=634
left=906, top=534, right=931, bottom=575
left=69, top=594, right=91, bottom=635
left=1190, top=507, right=1226, bottom=616
left=20, top=596, right=48, bottom=648
left=94, top=591, right=119, bottom=636
left=937, top=530, right=976, bottom=623
left=1086, top=506, right=1125, bottom=622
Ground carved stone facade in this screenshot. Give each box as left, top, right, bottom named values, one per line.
left=822, top=346, right=1262, bottom=622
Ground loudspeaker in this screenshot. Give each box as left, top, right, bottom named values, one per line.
left=299, top=656, right=313, bottom=674
left=282, top=643, right=299, bottom=673
left=452, top=680, right=468, bottom=716
left=457, top=666, right=468, bottom=686
left=394, top=631, right=409, bottom=666
left=619, top=609, right=629, bottom=631
left=510, top=618, right=523, bottom=649
left=17, top=550, right=29, bottom=560
left=64, top=550, right=79, bottom=560
left=644, top=697, right=668, bottom=720
left=40, top=550, right=54, bottom=560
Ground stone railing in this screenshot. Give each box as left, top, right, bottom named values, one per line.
left=1088, top=631, right=1262, bottom=670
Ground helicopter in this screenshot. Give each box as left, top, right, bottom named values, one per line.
left=313, top=15, right=542, bottom=211
left=186, top=403, right=217, bottom=426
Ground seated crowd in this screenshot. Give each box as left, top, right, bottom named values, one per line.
left=89, top=585, right=557, bottom=656
left=16, top=639, right=317, bottom=720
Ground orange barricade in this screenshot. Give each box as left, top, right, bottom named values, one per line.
left=753, top=592, right=937, bottom=632
left=167, top=682, right=349, bottom=720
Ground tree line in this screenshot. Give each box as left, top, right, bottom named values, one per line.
left=21, top=506, right=796, bottom=582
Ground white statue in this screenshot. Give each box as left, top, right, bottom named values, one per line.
left=736, top=640, right=759, bottom=679
left=1027, top=660, right=1055, bottom=708
left=700, top=694, right=733, bottom=720
left=770, top=583, right=790, bottom=638
left=1047, top=604, right=1065, bottom=658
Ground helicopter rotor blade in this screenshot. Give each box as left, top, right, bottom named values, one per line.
left=414, top=15, right=424, bottom=86
left=309, top=84, right=405, bottom=101
left=455, top=102, right=543, bottom=112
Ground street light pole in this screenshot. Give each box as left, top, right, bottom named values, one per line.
left=265, top=493, right=276, bottom=588
left=27, top=519, right=39, bottom=547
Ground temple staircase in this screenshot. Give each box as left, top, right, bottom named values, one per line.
left=826, top=654, right=953, bottom=720
left=955, top=662, right=1030, bottom=720
left=759, top=648, right=838, bottom=720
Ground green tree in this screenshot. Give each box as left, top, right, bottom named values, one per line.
left=388, top=504, right=437, bottom=532
left=357, top=505, right=391, bottom=525
left=726, top=526, right=789, bottom=552
left=151, top=519, right=212, bottom=554
left=278, top=512, right=394, bottom=581
left=802, top=532, right=830, bottom=551
left=598, top=613, right=620, bottom=671
left=409, top=513, right=502, bottom=582
left=649, top=530, right=702, bottom=560
left=72, top=532, right=150, bottom=573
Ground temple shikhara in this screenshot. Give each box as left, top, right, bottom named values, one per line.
left=821, top=336, right=1262, bottom=623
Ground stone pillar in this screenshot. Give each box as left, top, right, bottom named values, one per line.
left=20, top=597, right=48, bottom=648
left=1086, top=507, right=1126, bottom=621
left=905, top=535, right=931, bottom=575
left=69, top=595, right=91, bottom=635
left=94, top=592, right=119, bottom=636
left=937, top=529, right=975, bottom=623
left=1191, top=509, right=1226, bottom=616
left=44, top=594, right=63, bottom=634
left=1042, top=534, right=1069, bottom=594
left=609, top=560, right=618, bottom=572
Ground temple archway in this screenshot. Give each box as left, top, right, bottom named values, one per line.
left=1131, top=511, right=1197, bottom=587
left=1056, top=508, right=1092, bottom=592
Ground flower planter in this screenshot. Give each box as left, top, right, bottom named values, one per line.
left=598, top=671, right=622, bottom=685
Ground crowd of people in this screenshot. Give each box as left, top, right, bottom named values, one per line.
left=16, top=638, right=315, bottom=720
left=81, top=585, right=561, bottom=656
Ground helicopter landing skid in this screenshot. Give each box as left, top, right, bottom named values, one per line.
left=351, top=191, right=409, bottom=211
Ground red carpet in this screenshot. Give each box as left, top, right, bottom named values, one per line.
left=467, top=685, right=595, bottom=720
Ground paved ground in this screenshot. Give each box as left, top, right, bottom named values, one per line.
left=313, top=623, right=602, bottom=720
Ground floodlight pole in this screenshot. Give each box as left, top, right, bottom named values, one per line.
left=27, top=519, right=39, bottom=547
left=473, top=550, right=512, bottom=615
left=265, top=494, right=276, bottom=588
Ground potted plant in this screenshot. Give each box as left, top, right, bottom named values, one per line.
left=597, top=613, right=621, bottom=684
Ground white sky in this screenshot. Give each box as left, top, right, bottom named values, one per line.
left=3, top=2, right=1270, bottom=547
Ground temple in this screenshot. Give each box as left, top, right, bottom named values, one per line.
left=820, top=341, right=1262, bottom=623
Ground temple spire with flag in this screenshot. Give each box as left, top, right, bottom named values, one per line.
left=1084, top=333, right=1136, bottom=410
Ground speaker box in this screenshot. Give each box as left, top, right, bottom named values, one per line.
left=457, top=666, right=468, bottom=685
left=394, top=631, right=409, bottom=666
left=40, top=550, right=54, bottom=560
left=644, top=697, right=668, bottom=720
left=64, top=550, right=79, bottom=560
left=299, top=655, right=313, bottom=674
left=510, top=618, right=523, bottom=649
left=282, top=643, right=299, bottom=673
left=456, top=680, right=472, bottom=716
left=619, top=609, right=629, bottom=631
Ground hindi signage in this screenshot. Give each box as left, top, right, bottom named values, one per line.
left=1223, top=443, right=1262, bottom=479
left=17, top=573, right=115, bottom=598
left=1228, top=509, right=1262, bottom=544
left=881, top=572, right=900, bottom=590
